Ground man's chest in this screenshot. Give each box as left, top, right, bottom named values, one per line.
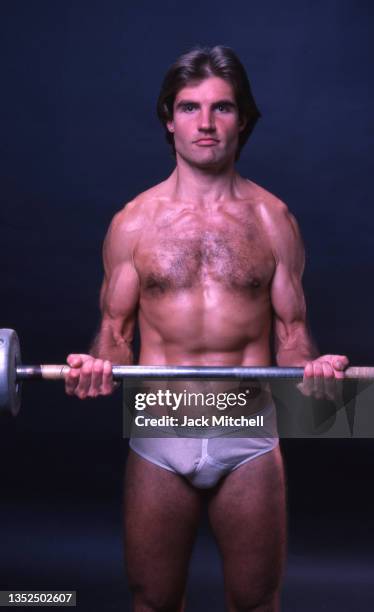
left=134, top=209, right=275, bottom=294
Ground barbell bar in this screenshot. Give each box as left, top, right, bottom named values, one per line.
left=1, top=328, right=374, bottom=417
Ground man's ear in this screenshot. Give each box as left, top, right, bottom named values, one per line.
left=167, top=119, right=175, bottom=133
left=238, top=116, right=247, bottom=132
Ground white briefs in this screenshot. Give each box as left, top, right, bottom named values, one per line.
left=129, top=401, right=278, bottom=488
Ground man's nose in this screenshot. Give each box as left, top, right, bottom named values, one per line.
left=198, top=108, right=215, bottom=132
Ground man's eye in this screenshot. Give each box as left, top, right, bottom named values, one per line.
left=183, top=103, right=196, bottom=112
left=217, top=104, right=229, bottom=112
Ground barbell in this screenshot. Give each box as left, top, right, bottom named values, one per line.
left=1, top=328, right=374, bottom=417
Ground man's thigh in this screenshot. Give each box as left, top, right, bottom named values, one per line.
left=124, top=448, right=203, bottom=610
left=208, top=444, right=286, bottom=611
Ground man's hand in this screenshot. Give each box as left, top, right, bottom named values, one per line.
left=297, top=354, right=349, bottom=402
left=65, top=354, right=116, bottom=399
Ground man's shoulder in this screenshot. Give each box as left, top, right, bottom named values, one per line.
left=103, top=184, right=164, bottom=262
left=114, top=181, right=169, bottom=229
left=246, top=179, right=289, bottom=217
left=245, top=180, right=301, bottom=252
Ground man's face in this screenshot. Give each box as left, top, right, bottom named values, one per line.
left=167, top=76, right=245, bottom=169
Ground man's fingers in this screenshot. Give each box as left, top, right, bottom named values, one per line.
left=305, top=356, right=349, bottom=377
left=88, top=359, right=105, bottom=397
left=67, top=354, right=83, bottom=367
left=332, top=355, right=349, bottom=377
left=65, top=354, right=115, bottom=399
left=75, top=359, right=95, bottom=398
left=318, top=362, right=334, bottom=401
left=65, top=368, right=80, bottom=395
left=301, top=360, right=337, bottom=399
left=313, top=369, right=325, bottom=400
left=323, top=375, right=337, bottom=402
left=101, top=360, right=114, bottom=395
left=320, top=362, right=334, bottom=378
left=303, top=362, right=314, bottom=378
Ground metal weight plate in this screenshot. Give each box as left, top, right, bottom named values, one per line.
left=0, top=329, right=21, bottom=416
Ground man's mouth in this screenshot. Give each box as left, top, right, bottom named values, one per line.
left=194, top=138, right=219, bottom=145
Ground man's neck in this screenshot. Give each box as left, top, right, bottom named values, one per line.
left=169, top=155, right=242, bottom=206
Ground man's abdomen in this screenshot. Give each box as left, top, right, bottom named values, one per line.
left=138, top=285, right=272, bottom=366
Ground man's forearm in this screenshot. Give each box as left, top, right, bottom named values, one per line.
left=89, top=324, right=134, bottom=364
left=275, top=324, right=319, bottom=366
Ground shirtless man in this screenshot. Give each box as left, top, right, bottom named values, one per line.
left=65, top=46, right=348, bottom=611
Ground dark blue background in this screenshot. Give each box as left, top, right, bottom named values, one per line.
left=1, top=1, right=373, bottom=610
